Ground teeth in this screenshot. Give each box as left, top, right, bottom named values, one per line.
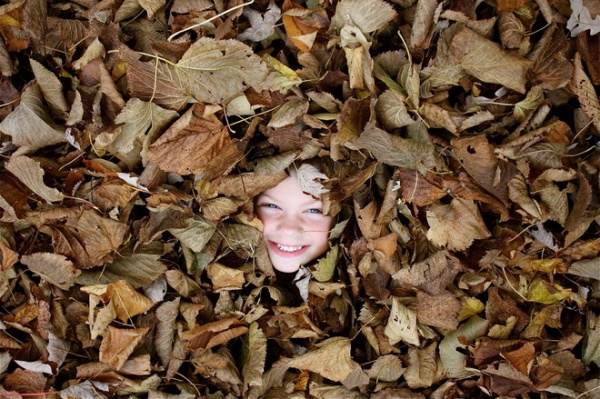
left=277, top=244, right=303, bottom=252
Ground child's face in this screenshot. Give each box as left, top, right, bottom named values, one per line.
left=255, top=172, right=334, bottom=273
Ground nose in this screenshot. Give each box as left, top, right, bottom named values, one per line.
left=276, top=214, right=303, bottom=237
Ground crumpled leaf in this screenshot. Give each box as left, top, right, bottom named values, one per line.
left=5, top=155, right=65, bottom=202
left=242, top=322, right=267, bottom=391
left=404, top=343, right=440, bottom=389
left=296, top=163, right=329, bottom=197
left=20, top=252, right=81, bottom=290
left=154, top=297, right=180, bottom=368
left=99, top=326, right=149, bottom=369
left=0, top=84, right=66, bottom=153
left=176, top=37, right=268, bottom=104
left=331, top=0, right=397, bottom=34
left=113, top=98, right=178, bottom=165
left=274, top=336, right=360, bottom=382
left=238, top=1, right=281, bottom=42
left=106, top=280, right=154, bottom=321
left=450, top=25, right=532, bottom=93
left=567, top=0, right=600, bottom=36
left=29, top=59, right=68, bottom=118
left=384, top=297, right=420, bottom=347
left=426, top=198, right=491, bottom=251
left=148, top=104, right=243, bottom=178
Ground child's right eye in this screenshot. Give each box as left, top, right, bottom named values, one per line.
left=260, top=203, right=279, bottom=209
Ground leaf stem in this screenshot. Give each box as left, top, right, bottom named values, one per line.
left=167, top=0, right=255, bottom=42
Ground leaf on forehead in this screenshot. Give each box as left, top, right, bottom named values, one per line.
left=148, top=104, right=243, bottom=179
left=214, top=171, right=287, bottom=197
left=296, top=163, right=329, bottom=197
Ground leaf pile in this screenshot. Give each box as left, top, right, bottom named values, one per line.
left=0, top=0, right=599, bottom=398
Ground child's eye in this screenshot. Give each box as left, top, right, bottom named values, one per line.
left=260, top=203, right=279, bottom=209
left=307, top=208, right=323, bottom=214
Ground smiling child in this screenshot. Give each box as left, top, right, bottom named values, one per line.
left=255, top=165, right=334, bottom=274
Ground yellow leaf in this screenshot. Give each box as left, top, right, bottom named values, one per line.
left=527, top=278, right=572, bottom=304
left=107, top=280, right=153, bottom=321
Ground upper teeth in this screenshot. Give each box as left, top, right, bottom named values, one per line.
left=277, top=244, right=303, bottom=252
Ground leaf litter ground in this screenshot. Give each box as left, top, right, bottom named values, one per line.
left=0, top=0, right=600, bottom=398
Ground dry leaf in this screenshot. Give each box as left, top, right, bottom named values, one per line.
left=155, top=297, right=180, bottom=367
left=426, top=198, right=491, bottom=251
left=6, top=155, right=65, bottom=202
left=331, top=0, right=397, bottom=34
left=99, top=326, right=149, bottom=369
left=450, top=25, right=532, bottom=93
left=20, top=252, right=81, bottom=290
left=275, top=336, right=359, bottom=382
left=106, top=280, right=154, bottom=321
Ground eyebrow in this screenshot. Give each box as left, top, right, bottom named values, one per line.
left=257, top=193, right=323, bottom=206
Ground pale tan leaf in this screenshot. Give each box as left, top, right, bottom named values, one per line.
left=275, top=337, right=359, bottom=382
left=392, top=251, right=463, bottom=295
left=568, top=257, right=600, bottom=280
left=0, top=38, right=15, bottom=76
left=121, top=354, right=152, bottom=376
left=0, top=240, right=18, bottom=270
left=538, top=182, right=569, bottom=226
left=583, top=312, right=600, bottom=366
left=404, top=343, right=440, bottom=389
left=99, top=326, right=149, bottom=369
left=206, top=263, right=245, bottom=291
left=416, top=291, right=460, bottom=330
left=113, top=98, right=178, bottom=165
left=176, top=38, right=268, bottom=104
left=90, top=302, right=117, bottom=340
left=508, top=174, right=542, bottom=219
left=419, top=102, right=459, bottom=134
left=242, top=322, right=267, bottom=390
left=181, top=318, right=248, bottom=350
left=331, top=0, right=397, bottom=34
left=0, top=84, right=66, bottom=153
left=169, top=216, right=216, bottom=253
left=72, top=37, right=105, bottom=70
left=384, top=297, right=420, bottom=347
left=409, top=0, right=438, bottom=50
left=165, top=269, right=201, bottom=297
left=77, top=246, right=167, bottom=289
left=570, top=52, right=600, bottom=132
left=137, top=0, right=165, bottom=18
left=67, top=90, right=84, bottom=126
left=20, top=252, right=80, bottom=290
left=29, top=59, right=68, bottom=118
left=366, top=354, right=404, bottom=382
left=439, top=316, right=488, bottom=378
left=268, top=98, right=309, bottom=128
left=375, top=90, right=414, bottom=130
left=450, top=26, right=532, bottom=93
left=107, top=280, right=154, bottom=322
left=47, top=332, right=70, bottom=367
left=155, top=297, right=181, bottom=367
left=296, top=163, right=329, bottom=197
left=5, top=155, right=65, bottom=202
left=426, top=198, right=491, bottom=251
left=353, top=122, right=444, bottom=174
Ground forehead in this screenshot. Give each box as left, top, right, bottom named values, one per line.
left=260, top=174, right=320, bottom=202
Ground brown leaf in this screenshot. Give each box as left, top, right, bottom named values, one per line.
left=282, top=0, right=327, bottom=52
left=4, top=369, right=46, bottom=396
left=275, top=336, right=360, bottom=382
left=20, top=252, right=81, bottom=290
left=416, top=290, right=460, bottom=330
left=181, top=318, right=248, bottom=350
left=206, top=262, right=245, bottom=291
left=426, top=198, right=491, bottom=251
left=450, top=25, right=532, bottom=93
left=393, top=251, right=463, bottom=295
left=99, top=326, right=149, bottom=369
left=5, top=155, right=65, bottom=202
left=486, top=287, right=530, bottom=334
left=106, top=280, right=154, bottom=321
left=148, top=103, right=243, bottom=179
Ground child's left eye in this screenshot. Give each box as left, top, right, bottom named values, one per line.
left=307, top=208, right=323, bottom=214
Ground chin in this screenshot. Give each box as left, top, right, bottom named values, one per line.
left=272, top=262, right=301, bottom=274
